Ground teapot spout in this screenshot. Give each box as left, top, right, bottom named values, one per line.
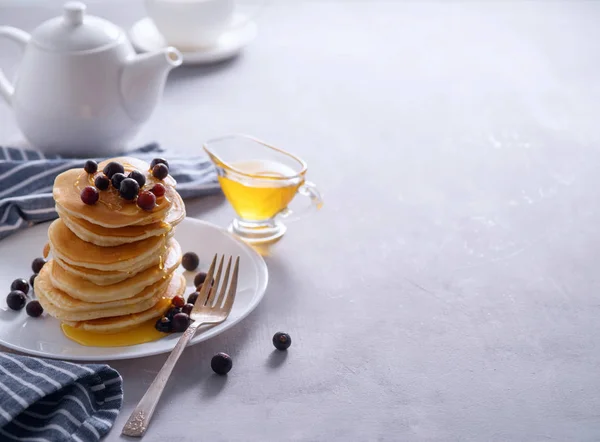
left=120, top=48, right=182, bottom=122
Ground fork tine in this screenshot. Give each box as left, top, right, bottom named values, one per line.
left=206, top=255, right=225, bottom=306
left=222, top=256, right=240, bottom=313
left=213, top=256, right=232, bottom=308
left=191, top=254, right=217, bottom=314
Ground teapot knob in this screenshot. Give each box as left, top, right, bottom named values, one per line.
left=63, top=1, right=86, bottom=26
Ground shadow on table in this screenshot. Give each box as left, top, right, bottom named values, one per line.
left=165, top=55, right=242, bottom=87
left=265, top=349, right=288, bottom=370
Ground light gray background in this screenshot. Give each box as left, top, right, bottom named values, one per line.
left=2, top=1, right=600, bottom=441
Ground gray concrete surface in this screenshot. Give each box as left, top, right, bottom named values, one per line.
left=2, top=1, right=600, bottom=440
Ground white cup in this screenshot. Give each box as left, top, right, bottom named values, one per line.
left=145, top=0, right=237, bottom=49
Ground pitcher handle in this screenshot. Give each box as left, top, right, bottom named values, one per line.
left=0, top=26, right=30, bottom=105
left=278, top=181, right=323, bottom=223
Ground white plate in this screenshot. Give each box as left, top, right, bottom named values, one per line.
left=129, top=16, right=257, bottom=65
left=0, top=218, right=268, bottom=361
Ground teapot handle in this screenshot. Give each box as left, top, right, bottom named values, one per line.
left=0, top=27, right=30, bottom=105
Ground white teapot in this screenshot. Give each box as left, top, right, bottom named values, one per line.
left=0, top=2, right=182, bottom=155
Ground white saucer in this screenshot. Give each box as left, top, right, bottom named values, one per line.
left=0, top=218, right=268, bottom=361
left=129, top=16, right=257, bottom=65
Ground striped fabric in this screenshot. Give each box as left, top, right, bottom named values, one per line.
left=0, top=352, right=123, bottom=441
left=0, top=144, right=220, bottom=240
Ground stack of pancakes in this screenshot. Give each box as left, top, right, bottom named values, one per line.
left=36, top=157, right=187, bottom=334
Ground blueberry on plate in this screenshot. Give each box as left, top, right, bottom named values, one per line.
left=26, top=300, right=43, bottom=317
left=155, top=316, right=172, bottom=333
left=7, top=290, right=26, bottom=311
left=211, top=352, right=232, bottom=375
left=31, top=257, right=46, bottom=274
left=187, top=291, right=200, bottom=305
left=194, top=272, right=207, bottom=288
left=182, top=303, right=194, bottom=315
left=172, top=313, right=190, bottom=332
left=272, top=332, right=292, bottom=350
left=182, top=252, right=199, bottom=271
left=10, top=278, right=29, bottom=294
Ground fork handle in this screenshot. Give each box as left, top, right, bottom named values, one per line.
left=122, top=324, right=199, bottom=437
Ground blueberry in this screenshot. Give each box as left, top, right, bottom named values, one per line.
left=119, top=178, right=139, bottom=200
left=10, top=278, right=29, bottom=294
left=155, top=316, right=172, bottom=333
left=94, top=174, right=110, bottom=191
left=182, top=303, right=194, bottom=315
left=166, top=307, right=182, bottom=321
left=272, top=332, right=292, bottom=350
left=128, top=170, right=146, bottom=188
left=111, top=172, right=126, bottom=189
left=31, top=257, right=46, bottom=274
left=152, top=164, right=169, bottom=180
left=7, top=290, right=26, bottom=311
left=182, top=252, right=199, bottom=271
left=102, top=161, right=124, bottom=178
left=150, top=158, right=169, bottom=169
left=80, top=186, right=99, bottom=205
left=187, top=291, right=200, bottom=305
left=194, top=272, right=207, bottom=288
left=29, top=274, right=37, bottom=288
left=26, top=300, right=43, bottom=317
left=84, top=160, right=98, bottom=174
left=136, top=191, right=156, bottom=211
left=172, top=313, right=190, bottom=332
left=211, top=352, right=232, bottom=375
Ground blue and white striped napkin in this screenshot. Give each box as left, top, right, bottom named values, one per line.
left=0, top=144, right=220, bottom=240
left=0, top=352, right=123, bottom=441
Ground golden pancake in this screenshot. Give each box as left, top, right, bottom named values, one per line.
left=53, top=255, right=160, bottom=286
left=53, top=157, right=178, bottom=228
left=49, top=240, right=181, bottom=302
left=55, top=190, right=185, bottom=246
left=48, top=218, right=170, bottom=272
left=37, top=263, right=172, bottom=313
left=36, top=270, right=177, bottom=321
left=62, top=274, right=185, bottom=334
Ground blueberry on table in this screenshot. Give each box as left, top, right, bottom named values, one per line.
left=10, top=278, right=29, bottom=294
left=128, top=170, right=146, bottom=188
left=152, top=163, right=169, bottom=180
left=172, top=313, right=190, bottom=332
left=84, top=160, right=98, bottom=174
left=31, top=257, right=46, bottom=274
left=119, top=178, right=140, bottom=200
left=155, top=317, right=172, bottom=333
left=137, top=191, right=156, bottom=211
left=273, top=332, right=292, bottom=350
left=111, top=172, right=126, bottom=189
left=26, top=300, right=43, bottom=317
left=150, top=158, right=169, bottom=169
left=150, top=183, right=166, bottom=197
left=94, top=174, right=110, bottom=191
left=102, top=161, right=124, bottom=178
left=80, top=186, right=99, bottom=205
left=7, top=290, right=26, bottom=311
left=211, top=353, right=232, bottom=375
left=187, top=291, right=200, bottom=305
left=182, top=252, right=199, bottom=271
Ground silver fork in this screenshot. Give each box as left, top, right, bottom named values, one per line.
left=122, top=254, right=240, bottom=438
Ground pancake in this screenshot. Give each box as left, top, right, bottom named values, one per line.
left=53, top=255, right=160, bottom=286
left=36, top=269, right=176, bottom=321
left=49, top=240, right=181, bottom=302
left=53, top=157, right=178, bottom=228
left=62, top=274, right=185, bottom=334
left=48, top=218, right=170, bottom=272
left=55, top=190, right=185, bottom=246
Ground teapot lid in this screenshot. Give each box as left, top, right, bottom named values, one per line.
left=30, top=2, right=123, bottom=52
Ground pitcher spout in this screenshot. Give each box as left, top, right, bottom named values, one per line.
left=120, top=47, right=182, bottom=123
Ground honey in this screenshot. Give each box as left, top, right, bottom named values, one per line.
left=61, top=319, right=167, bottom=347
